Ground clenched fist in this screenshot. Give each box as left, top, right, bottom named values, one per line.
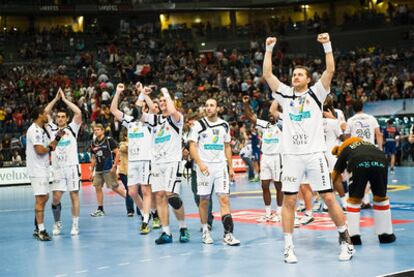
left=116, top=83, right=125, bottom=93
left=317, top=33, right=330, bottom=44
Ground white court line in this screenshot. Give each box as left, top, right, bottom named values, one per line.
left=160, top=255, right=172, bottom=259
left=75, top=270, right=89, bottom=274
left=140, top=259, right=152, bottom=262
left=118, top=262, right=130, bottom=266
left=55, top=274, right=68, bottom=277
left=180, top=252, right=192, bottom=256
left=377, top=268, right=414, bottom=277
left=97, top=266, right=109, bottom=270
left=258, top=242, right=270, bottom=245
left=394, top=228, right=405, bottom=231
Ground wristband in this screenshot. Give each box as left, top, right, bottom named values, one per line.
left=266, top=42, right=275, bottom=53
left=48, top=145, right=54, bottom=152
left=138, top=93, right=145, bottom=101
left=323, top=42, right=332, bottom=53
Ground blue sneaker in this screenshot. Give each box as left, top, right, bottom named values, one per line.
left=155, top=232, right=172, bottom=245
left=179, top=228, right=190, bottom=243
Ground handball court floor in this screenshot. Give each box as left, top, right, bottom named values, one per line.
left=1, top=167, right=414, bottom=277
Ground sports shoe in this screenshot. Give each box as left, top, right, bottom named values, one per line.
left=52, top=221, right=62, bottom=236
left=90, top=209, right=105, bottom=217
left=378, top=233, right=396, bottom=244
left=155, top=232, right=173, bottom=245
left=71, top=224, right=79, bottom=236
left=257, top=214, right=272, bottom=223
left=152, top=217, right=161, bottom=229
left=127, top=212, right=134, bottom=217
left=249, top=177, right=260, bottom=182
left=223, top=233, right=240, bottom=246
left=294, top=217, right=300, bottom=228
left=270, top=214, right=281, bottom=222
left=202, top=230, right=214, bottom=244
left=351, top=235, right=362, bottom=245
left=284, top=245, right=298, bottom=263
left=338, top=241, right=355, bottom=261
left=140, top=222, right=150, bottom=235
left=296, top=204, right=306, bottom=212
left=179, top=228, right=190, bottom=243
left=300, top=213, right=314, bottom=225
left=312, top=201, right=322, bottom=212
left=390, top=168, right=395, bottom=174
left=33, top=229, right=39, bottom=239
left=37, top=230, right=52, bottom=241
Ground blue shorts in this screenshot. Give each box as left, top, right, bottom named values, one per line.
left=384, top=142, right=397, bottom=155
left=252, top=149, right=261, bottom=161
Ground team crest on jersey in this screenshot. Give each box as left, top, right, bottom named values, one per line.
left=201, top=133, right=207, bottom=138
left=157, top=128, right=165, bottom=137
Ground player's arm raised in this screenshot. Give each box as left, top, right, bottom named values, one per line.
left=44, top=88, right=61, bottom=121
left=242, top=95, right=257, bottom=125
left=110, top=83, right=126, bottom=122
left=263, top=37, right=281, bottom=92
left=317, top=33, right=335, bottom=91
left=60, top=89, right=82, bottom=125
left=161, top=87, right=181, bottom=123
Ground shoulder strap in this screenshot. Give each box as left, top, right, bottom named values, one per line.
left=167, top=116, right=180, bottom=134
left=308, top=88, right=323, bottom=111
left=197, top=119, right=207, bottom=134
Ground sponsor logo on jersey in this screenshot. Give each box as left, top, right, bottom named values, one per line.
left=289, top=111, right=311, bottom=121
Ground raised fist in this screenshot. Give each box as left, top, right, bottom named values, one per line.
left=143, top=86, right=152, bottom=95
left=116, top=83, right=125, bottom=93
left=135, top=82, right=143, bottom=92
left=266, top=37, right=277, bottom=47
left=317, top=33, right=330, bottom=44
left=242, top=95, right=250, bottom=103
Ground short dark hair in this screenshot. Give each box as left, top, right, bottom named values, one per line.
left=293, top=66, right=311, bottom=78
left=56, top=108, right=70, bottom=118
left=352, top=99, right=364, bottom=113
left=31, top=106, right=45, bottom=120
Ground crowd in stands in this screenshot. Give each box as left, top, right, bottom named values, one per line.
left=1, top=7, right=414, bottom=166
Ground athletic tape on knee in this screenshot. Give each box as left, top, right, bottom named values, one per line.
left=222, top=214, right=234, bottom=234
left=346, top=202, right=361, bottom=237
left=168, top=195, right=183, bottom=210
left=52, top=203, right=62, bottom=222
left=373, top=199, right=393, bottom=235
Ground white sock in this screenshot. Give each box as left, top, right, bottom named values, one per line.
left=276, top=206, right=282, bottom=215
left=347, top=203, right=361, bottom=237
left=72, top=216, right=79, bottom=225
left=265, top=205, right=271, bottom=216
left=337, top=225, right=348, bottom=233
left=178, top=220, right=187, bottom=229
left=284, top=233, right=293, bottom=247
left=374, top=200, right=393, bottom=235
left=202, top=224, right=209, bottom=232
left=162, top=225, right=171, bottom=235
left=38, top=223, right=45, bottom=231
left=143, top=213, right=150, bottom=224
left=363, top=193, right=370, bottom=204
left=340, top=197, right=348, bottom=208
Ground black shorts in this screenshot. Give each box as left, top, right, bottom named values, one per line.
left=349, top=162, right=388, bottom=199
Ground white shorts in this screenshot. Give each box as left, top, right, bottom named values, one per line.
left=260, top=154, right=282, bottom=182
left=282, top=152, right=332, bottom=194
left=196, top=162, right=230, bottom=196
left=324, top=151, right=337, bottom=172
left=151, top=162, right=182, bottom=194
left=128, top=160, right=151, bottom=186
left=51, top=165, right=81, bottom=192
left=30, top=177, right=50, bottom=196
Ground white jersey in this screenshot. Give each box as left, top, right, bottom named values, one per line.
left=256, top=119, right=282, bottom=155
left=121, top=114, right=152, bottom=161
left=335, top=108, right=346, bottom=123
left=48, top=121, right=80, bottom=167
left=323, top=118, right=342, bottom=153
left=272, top=80, right=329, bottom=154
left=188, top=117, right=230, bottom=163
left=143, top=113, right=183, bottom=163
left=346, top=112, right=379, bottom=144
left=26, top=123, right=51, bottom=177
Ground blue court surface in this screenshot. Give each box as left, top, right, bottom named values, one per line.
left=1, top=167, right=413, bottom=277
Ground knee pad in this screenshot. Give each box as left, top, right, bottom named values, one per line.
left=168, top=195, right=183, bottom=210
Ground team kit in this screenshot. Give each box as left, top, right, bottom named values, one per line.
left=25, top=34, right=396, bottom=263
